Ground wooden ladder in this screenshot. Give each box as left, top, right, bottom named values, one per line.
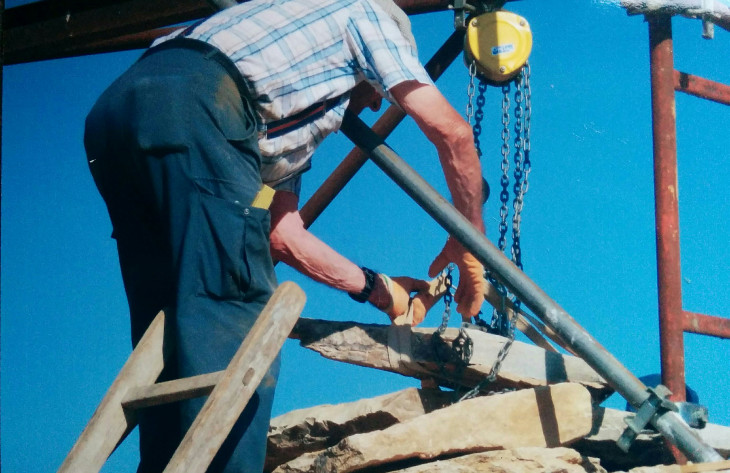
left=58, top=282, right=306, bottom=473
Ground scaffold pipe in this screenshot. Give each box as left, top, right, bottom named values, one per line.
left=339, top=110, right=723, bottom=464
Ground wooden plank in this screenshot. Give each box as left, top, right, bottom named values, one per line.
left=58, top=310, right=170, bottom=473
left=292, top=318, right=612, bottom=399
left=164, top=282, right=306, bottom=473
left=122, top=371, right=223, bottom=411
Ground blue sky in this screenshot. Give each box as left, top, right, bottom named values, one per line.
left=2, top=1, right=728, bottom=471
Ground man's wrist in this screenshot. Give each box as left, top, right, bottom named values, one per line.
left=349, top=267, right=377, bottom=303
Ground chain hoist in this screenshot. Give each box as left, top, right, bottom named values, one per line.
left=434, top=5, right=534, bottom=401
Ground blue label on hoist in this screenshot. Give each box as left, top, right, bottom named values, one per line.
left=492, top=44, right=515, bottom=55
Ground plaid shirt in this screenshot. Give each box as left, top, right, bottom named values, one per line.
left=155, top=0, right=432, bottom=188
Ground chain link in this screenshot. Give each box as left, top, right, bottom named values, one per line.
left=473, top=82, right=487, bottom=158
left=511, top=64, right=531, bottom=273
left=512, top=72, right=525, bottom=271
left=436, top=265, right=454, bottom=336
left=498, top=83, right=511, bottom=252
left=465, top=61, right=477, bottom=127
left=431, top=264, right=474, bottom=400
left=459, top=309, right=517, bottom=401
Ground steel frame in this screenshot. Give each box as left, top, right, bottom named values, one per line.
left=647, top=12, right=730, bottom=433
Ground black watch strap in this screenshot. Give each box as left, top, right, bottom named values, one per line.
left=349, top=267, right=377, bottom=303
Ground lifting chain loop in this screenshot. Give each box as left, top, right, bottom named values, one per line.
left=459, top=307, right=517, bottom=402
left=431, top=265, right=474, bottom=399
left=455, top=62, right=532, bottom=402
left=467, top=61, right=487, bottom=159
left=511, top=63, right=531, bottom=272
left=435, top=265, right=455, bottom=336
left=466, top=61, right=477, bottom=128
left=498, top=83, right=511, bottom=253
left=473, top=82, right=487, bottom=158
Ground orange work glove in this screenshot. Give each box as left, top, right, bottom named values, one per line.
left=428, top=237, right=486, bottom=319
left=376, top=275, right=431, bottom=325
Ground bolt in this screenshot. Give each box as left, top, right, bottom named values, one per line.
left=471, top=19, right=478, bottom=27
left=520, top=19, right=526, bottom=26
left=499, top=66, right=507, bottom=73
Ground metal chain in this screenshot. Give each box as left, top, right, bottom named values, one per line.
left=435, top=265, right=454, bottom=336
left=458, top=308, right=518, bottom=402
left=511, top=64, right=531, bottom=271
left=498, top=83, right=511, bottom=252
left=431, top=265, right=473, bottom=399
left=451, top=64, right=532, bottom=403
left=467, top=61, right=488, bottom=161
left=465, top=61, right=477, bottom=127
left=473, top=82, right=487, bottom=159
left=511, top=74, right=525, bottom=270
left=523, top=63, right=532, bottom=205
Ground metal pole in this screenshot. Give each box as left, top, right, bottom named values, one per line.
left=683, top=311, right=730, bottom=338
left=674, top=70, right=730, bottom=106
left=648, top=15, right=687, bottom=406
left=339, top=110, right=723, bottom=463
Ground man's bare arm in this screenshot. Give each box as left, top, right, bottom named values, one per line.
left=268, top=190, right=429, bottom=321
left=390, top=81, right=485, bottom=233
left=390, top=80, right=487, bottom=318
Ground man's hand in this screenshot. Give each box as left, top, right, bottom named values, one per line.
left=429, top=237, right=486, bottom=319
left=369, top=275, right=431, bottom=325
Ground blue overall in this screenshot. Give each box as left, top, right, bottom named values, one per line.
left=84, top=42, right=279, bottom=473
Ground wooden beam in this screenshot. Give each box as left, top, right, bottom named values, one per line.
left=122, top=371, right=223, bottom=411
left=291, top=318, right=612, bottom=400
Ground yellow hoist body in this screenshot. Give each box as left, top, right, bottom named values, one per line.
left=464, top=10, right=532, bottom=83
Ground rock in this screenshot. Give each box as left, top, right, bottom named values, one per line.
left=290, top=318, right=612, bottom=400
left=388, top=447, right=607, bottom=473
left=265, top=388, right=451, bottom=471
left=573, top=407, right=730, bottom=471
left=273, top=383, right=594, bottom=473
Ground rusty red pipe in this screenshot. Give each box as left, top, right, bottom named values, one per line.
left=674, top=71, right=730, bottom=106
left=649, top=15, right=687, bottom=404
left=683, top=311, right=730, bottom=338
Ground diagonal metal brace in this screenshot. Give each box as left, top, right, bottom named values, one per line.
left=618, top=385, right=677, bottom=452
left=338, top=110, right=723, bottom=464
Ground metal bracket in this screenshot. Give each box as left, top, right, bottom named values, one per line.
left=451, top=0, right=473, bottom=30
left=450, top=0, right=508, bottom=31
left=701, top=0, right=715, bottom=39
left=677, top=401, right=709, bottom=429
left=618, top=385, right=677, bottom=452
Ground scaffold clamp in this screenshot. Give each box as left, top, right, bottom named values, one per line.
left=618, top=385, right=677, bottom=453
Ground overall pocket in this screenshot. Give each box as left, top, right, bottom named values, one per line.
left=195, top=191, right=275, bottom=301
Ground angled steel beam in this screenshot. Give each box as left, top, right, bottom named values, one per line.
left=4, top=0, right=214, bottom=64
left=3, top=0, right=451, bottom=65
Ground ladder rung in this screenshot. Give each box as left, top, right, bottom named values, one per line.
left=122, top=371, right=224, bottom=410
